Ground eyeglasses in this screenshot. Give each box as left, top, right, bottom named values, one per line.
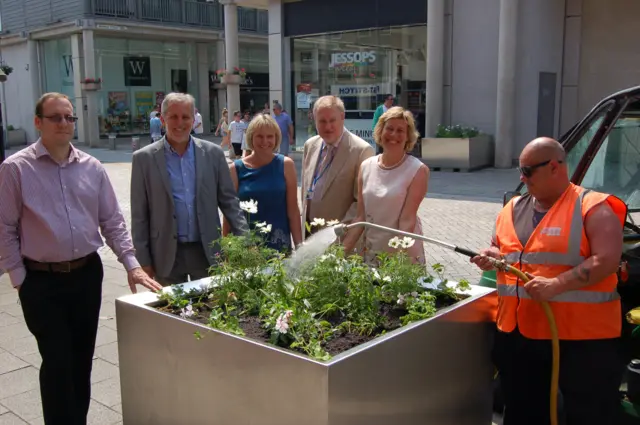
left=518, top=159, right=563, bottom=178
left=38, top=115, right=78, bottom=124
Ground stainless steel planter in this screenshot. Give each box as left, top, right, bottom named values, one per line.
left=116, top=279, right=497, bottom=425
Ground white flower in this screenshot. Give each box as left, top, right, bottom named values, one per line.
left=244, top=269, right=253, bottom=279
left=372, top=268, right=381, bottom=280
left=335, top=265, right=344, bottom=273
left=397, top=294, right=405, bottom=306
left=411, top=291, right=419, bottom=298
left=388, top=236, right=401, bottom=249
left=259, top=224, right=272, bottom=234
left=382, top=276, right=392, bottom=283
left=310, top=217, right=326, bottom=227
left=240, top=199, right=258, bottom=214
left=326, top=219, right=340, bottom=226
left=180, top=304, right=195, bottom=319
left=401, top=237, right=415, bottom=249
left=255, top=221, right=267, bottom=228
left=275, top=310, right=293, bottom=334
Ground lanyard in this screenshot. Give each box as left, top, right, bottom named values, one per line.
left=307, top=142, right=336, bottom=199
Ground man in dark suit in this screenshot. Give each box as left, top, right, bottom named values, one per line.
left=131, top=92, right=248, bottom=285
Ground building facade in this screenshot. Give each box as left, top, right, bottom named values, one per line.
left=0, top=0, right=269, bottom=145
left=264, top=0, right=640, bottom=165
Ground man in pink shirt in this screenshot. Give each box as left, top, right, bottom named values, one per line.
left=0, top=92, right=162, bottom=424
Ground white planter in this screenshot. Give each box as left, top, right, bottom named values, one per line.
left=7, top=129, right=27, bottom=147
left=421, top=135, right=494, bottom=170
left=116, top=279, right=496, bottom=425
left=81, top=82, right=102, bottom=91
left=220, top=74, right=243, bottom=85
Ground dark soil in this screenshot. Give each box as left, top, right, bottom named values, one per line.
left=158, top=293, right=466, bottom=358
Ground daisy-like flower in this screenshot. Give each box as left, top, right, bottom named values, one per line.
left=255, top=221, right=267, bottom=228
left=239, top=199, right=258, bottom=214
left=259, top=224, right=272, bottom=234
left=411, top=291, right=419, bottom=298
left=310, top=217, right=326, bottom=227
left=401, top=237, right=415, bottom=249
left=372, top=268, right=381, bottom=280
left=397, top=294, right=406, bottom=306
left=180, top=304, right=195, bottom=319
left=382, top=276, right=392, bottom=283
left=388, top=236, right=401, bottom=249
left=326, top=219, right=340, bottom=226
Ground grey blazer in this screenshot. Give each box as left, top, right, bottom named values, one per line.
left=130, top=137, right=248, bottom=278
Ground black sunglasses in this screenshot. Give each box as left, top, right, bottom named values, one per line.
left=38, top=114, right=78, bottom=124
left=518, top=159, right=563, bottom=178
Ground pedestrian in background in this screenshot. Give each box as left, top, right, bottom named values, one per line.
left=228, top=110, right=245, bottom=160
left=192, top=107, right=204, bottom=136
left=273, top=102, right=294, bottom=156
left=131, top=93, right=248, bottom=286
left=150, top=110, right=163, bottom=142
left=372, top=94, right=394, bottom=154
left=342, top=106, right=429, bottom=264
left=223, top=114, right=302, bottom=252
left=0, top=92, right=161, bottom=424
left=241, top=110, right=253, bottom=157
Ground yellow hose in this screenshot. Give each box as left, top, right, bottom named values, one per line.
left=502, top=264, right=559, bottom=425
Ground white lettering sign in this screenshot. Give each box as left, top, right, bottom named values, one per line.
left=344, top=119, right=375, bottom=149
left=331, top=85, right=381, bottom=97
left=329, top=51, right=377, bottom=69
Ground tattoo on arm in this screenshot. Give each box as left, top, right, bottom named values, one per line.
left=572, top=264, right=591, bottom=283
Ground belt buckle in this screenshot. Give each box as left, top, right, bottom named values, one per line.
left=58, top=262, right=72, bottom=273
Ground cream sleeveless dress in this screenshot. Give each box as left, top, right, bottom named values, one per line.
left=360, top=154, right=426, bottom=265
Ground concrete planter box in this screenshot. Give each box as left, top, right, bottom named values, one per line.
left=421, top=136, right=494, bottom=170
left=221, top=74, right=243, bottom=85
left=81, top=82, right=101, bottom=91
left=7, top=129, right=27, bottom=147
left=116, top=278, right=496, bottom=425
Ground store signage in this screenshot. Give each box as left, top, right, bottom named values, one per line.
left=61, top=55, right=74, bottom=87
left=124, top=56, right=151, bottom=86
left=330, top=84, right=381, bottom=97
left=329, top=51, right=376, bottom=69
left=344, top=119, right=375, bottom=149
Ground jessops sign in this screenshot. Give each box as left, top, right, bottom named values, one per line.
left=329, top=51, right=376, bottom=70
left=331, top=84, right=381, bottom=97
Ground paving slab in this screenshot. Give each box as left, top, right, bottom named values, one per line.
left=91, top=377, right=121, bottom=408
left=0, top=413, right=27, bottom=425
left=0, top=314, right=20, bottom=328
left=0, top=368, right=39, bottom=400
left=0, top=352, right=29, bottom=376
left=0, top=389, right=41, bottom=422
left=93, top=342, right=119, bottom=367
left=86, top=400, right=122, bottom=425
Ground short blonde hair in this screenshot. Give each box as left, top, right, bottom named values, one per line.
left=313, top=95, right=345, bottom=117
left=373, top=106, right=420, bottom=152
left=161, top=92, right=196, bottom=117
left=246, top=114, right=282, bottom=152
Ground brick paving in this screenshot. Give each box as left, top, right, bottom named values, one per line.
left=0, top=145, right=517, bottom=423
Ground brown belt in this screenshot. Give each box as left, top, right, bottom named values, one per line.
left=24, top=253, right=95, bottom=273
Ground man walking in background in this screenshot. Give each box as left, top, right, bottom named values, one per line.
left=0, top=92, right=161, bottom=424
left=274, top=102, right=294, bottom=156
left=131, top=93, right=247, bottom=286
left=372, top=94, right=394, bottom=154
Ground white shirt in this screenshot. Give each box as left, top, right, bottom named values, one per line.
left=228, top=120, right=247, bottom=145
left=193, top=113, right=204, bottom=134
left=150, top=111, right=158, bottom=119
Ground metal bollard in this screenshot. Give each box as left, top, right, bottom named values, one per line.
left=108, top=134, right=116, bottom=150
left=132, top=136, right=140, bottom=152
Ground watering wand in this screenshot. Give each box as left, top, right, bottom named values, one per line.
left=334, top=222, right=560, bottom=425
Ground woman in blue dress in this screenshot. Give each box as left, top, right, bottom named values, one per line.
left=222, top=114, right=302, bottom=252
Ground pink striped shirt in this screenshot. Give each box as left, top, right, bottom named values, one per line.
left=0, top=140, right=139, bottom=287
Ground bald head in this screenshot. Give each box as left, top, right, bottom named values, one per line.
left=521, top=137, right=566, bottom=162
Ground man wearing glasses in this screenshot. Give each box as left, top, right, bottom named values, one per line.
left=470, top=137, right=626, bottom=425
left=0, top=92, right=162, bottom=424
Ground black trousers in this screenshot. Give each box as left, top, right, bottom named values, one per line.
left=493, top=328, right=624, bottom=425
left=19, top=253, right=103, bottom=425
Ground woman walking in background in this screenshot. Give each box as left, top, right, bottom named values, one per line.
left=342, top=106, right=429, bottom=264
left=216, top=109, right=230, bottom=153
left=223, top=114, right=302, bottom=252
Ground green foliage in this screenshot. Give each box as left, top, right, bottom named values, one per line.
left=160, top=224, right=470, bottom=362
left=435, top=124, right=481, bottom=138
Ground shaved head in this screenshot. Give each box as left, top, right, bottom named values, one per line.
left=521, top=137, right=566, bottom=162
left=519, top=137, right=570, bottom=208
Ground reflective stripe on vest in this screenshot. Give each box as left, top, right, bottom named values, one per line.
left=496, top=283, right=620, bottom=303
left=502, top=190, right=589, bottom=267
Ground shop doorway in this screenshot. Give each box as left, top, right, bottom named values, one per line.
left=171, top=69, right=188, bottom=93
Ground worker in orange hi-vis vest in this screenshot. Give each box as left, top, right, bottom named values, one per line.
left=471, top=137, right=626, bottom=425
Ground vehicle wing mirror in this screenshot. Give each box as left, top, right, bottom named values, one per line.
left=503, top=191, right=520, bottom=206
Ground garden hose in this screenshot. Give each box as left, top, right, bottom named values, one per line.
left=333, top=223, right=560, bottom=425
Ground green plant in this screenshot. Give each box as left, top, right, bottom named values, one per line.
left=6, top=125, right=15, bottom=131
left=0, top=63, right=13, bottom=76
left=435, top=124, right=480, bottom=138
left=158, top=201, right=471, bottom=361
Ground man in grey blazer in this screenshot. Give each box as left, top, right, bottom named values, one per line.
left=131, top=93, right=248, bottom=285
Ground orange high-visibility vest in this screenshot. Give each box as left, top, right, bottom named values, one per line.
left=495, top=184, right=626, bottom=340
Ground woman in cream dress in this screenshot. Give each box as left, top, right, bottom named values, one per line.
left=342, top=106, right=430, bottom=264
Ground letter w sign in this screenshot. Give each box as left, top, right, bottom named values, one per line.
left=124, top=56, right=151, bottom=87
